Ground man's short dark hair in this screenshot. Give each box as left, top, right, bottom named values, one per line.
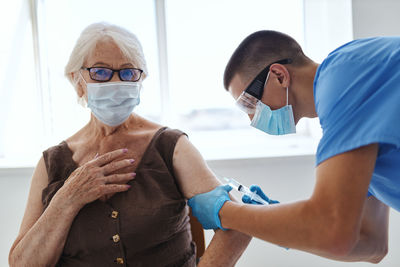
left=223, top=30, right=310, bottom=90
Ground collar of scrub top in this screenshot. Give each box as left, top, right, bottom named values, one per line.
left=244, top=58, right=292, bottom=100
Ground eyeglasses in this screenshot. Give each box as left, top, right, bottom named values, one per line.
left=236, top=58, right=292, bottom=114
left=82, top=67, right=143, bottom=82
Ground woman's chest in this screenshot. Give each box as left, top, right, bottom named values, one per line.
left=72, top=133, right=155, bottom=173
left=70, top=133, right=158, bottom=201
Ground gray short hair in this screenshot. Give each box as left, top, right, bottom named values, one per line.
left=65, top=22, right=148, bottom=90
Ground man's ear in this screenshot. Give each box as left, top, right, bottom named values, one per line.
left=269, top=64, right=290, bottom=88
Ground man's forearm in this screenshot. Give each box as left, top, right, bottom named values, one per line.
left=219, top=201, right=373, bottom=261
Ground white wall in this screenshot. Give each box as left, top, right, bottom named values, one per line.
left=2, top=156, right=400, bottom=266
left=352, top=0, right=400, bottom=39
left=0, top=168, right=32, bottom=266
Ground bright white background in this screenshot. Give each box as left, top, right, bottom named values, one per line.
left=2, top=0, right=400, bottom=266
left=0, top=0, right=327, bottom=167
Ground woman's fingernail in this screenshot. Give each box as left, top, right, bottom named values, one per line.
left=130, top=159, right=135, bottom=164
left=123, top=148, right=128, bottom=153
left=126, top=185, right=131, bottom=188
left=131, top=173, right=136, bottom=178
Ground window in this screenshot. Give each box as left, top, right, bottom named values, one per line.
left=164, top=0, right=317, bottom=159
left=0, top=0, right=41, bottom=166
left=0, top=0, right=354, bottom=166
left=165, top=0, right=305, bottom=128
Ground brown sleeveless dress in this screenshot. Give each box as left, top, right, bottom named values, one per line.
left=42, top=127, right=196, bottom=267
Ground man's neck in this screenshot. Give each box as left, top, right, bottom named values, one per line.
left=292, top=62, right=319, bottom=122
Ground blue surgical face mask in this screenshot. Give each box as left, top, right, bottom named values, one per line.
left=250, top=87, right=296, bottom=135
left=81, top=73, right=141, bottom=126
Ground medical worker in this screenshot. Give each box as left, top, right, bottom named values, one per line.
left=188, top=30, right=400, bottom=263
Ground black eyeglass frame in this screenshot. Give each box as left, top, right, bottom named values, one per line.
left=82, top=67, right=144, bottom=82
left=243, top=58, right=292, bottom=100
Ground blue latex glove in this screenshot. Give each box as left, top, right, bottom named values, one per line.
left=188, top=184, right=232, bottom=230
left=242, top=185, right=280, bottom=205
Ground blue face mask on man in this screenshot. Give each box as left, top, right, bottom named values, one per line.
left=250, top=86, right=296, bottom=135
left=235, top=59, right=296, bottom=135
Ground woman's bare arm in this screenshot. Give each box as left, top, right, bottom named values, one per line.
left=9, top=149, right=135, bottom=267
left=8, top=156, right=79, bottom=267
left=173, top=136, right=251, bottom=267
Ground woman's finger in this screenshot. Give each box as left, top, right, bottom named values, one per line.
left=89, top=148, right=128, bottom=167
left=104, top=173, right=136, bottom=184
left=102, top=159, right=135, bottom=174
left=102, top=184, right=131, bottom=195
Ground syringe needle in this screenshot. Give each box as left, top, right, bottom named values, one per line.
left=223, top=176, right=268, bottom=205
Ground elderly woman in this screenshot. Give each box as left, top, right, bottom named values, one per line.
left=8, top=23, right=250, bottom=266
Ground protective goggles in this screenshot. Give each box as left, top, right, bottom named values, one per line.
left=82, top=67, right=143, bottom=82
left=236, top=58, right=292, bottom=114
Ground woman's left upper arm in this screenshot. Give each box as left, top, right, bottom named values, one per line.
left=173, top=135, right=252, bottom=266
left=173, top=135, right=220, bottom=199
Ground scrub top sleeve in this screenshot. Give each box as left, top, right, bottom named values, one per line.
left=315, top=60, right=400, bottom=166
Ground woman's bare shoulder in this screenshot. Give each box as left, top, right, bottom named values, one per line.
left=128, top=114, right=164, bottom=134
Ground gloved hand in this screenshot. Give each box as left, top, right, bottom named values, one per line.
left=242, top=185, right=280, bottom=205
left=241, top=185, right=288, bottom=250
left=188, top=184, right=232, bottom=230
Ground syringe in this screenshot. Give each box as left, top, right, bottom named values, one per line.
left=224, top=177, right=269, bottom=205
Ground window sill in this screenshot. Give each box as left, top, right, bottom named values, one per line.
left=0, top=128, right=319, bottom=169
left=188, top=128, right=319, bottom=161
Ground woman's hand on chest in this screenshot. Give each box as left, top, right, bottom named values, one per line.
left=56, top=148, right=137, bottom=210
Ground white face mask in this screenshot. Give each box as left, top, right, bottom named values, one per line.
left=82, top=77, right=141, bottom=126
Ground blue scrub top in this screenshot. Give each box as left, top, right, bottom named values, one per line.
left=314, top=37, right=400, bottom=211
